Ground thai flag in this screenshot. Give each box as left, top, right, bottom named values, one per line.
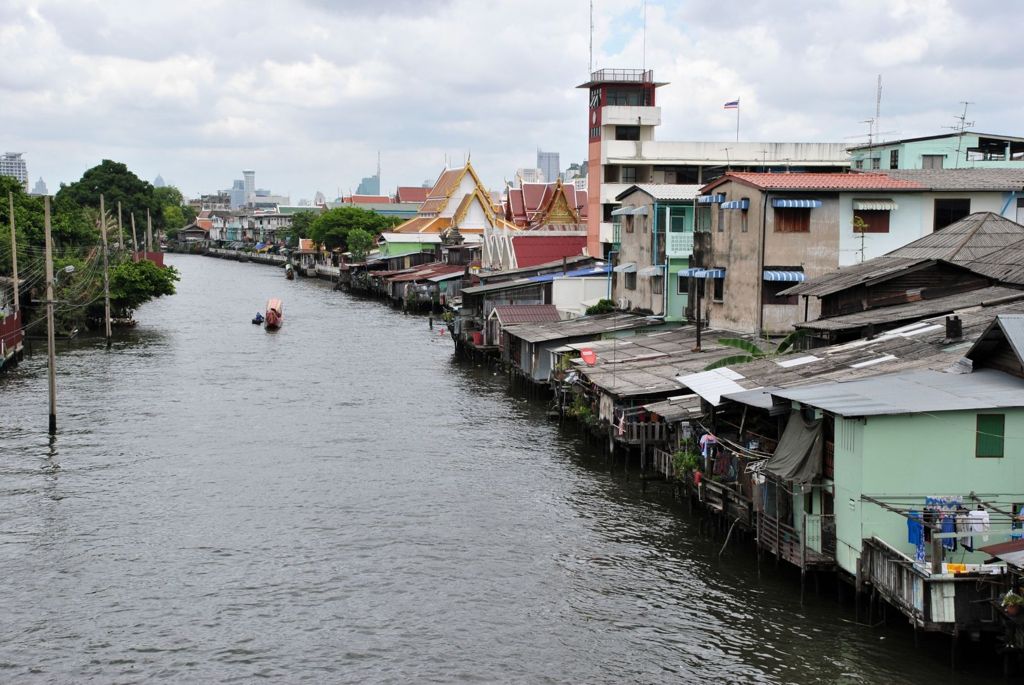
left=723, top=100, right=739, bottom=109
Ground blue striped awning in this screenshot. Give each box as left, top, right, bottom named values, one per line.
left=679, top=267, right=702, bottom=277
left=772, top=198, right=822, bottom=209
left=697, top=193, right=725, bottom=204
left=763, top=270, right=806, bottom=282
left=721, top=199, right=749, bottom=210
left=694, top=268, right=725, bottom=279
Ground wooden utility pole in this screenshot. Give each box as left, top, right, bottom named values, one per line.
left=44, top=196, right=57, bottom=435
left=100, top=195, right=112, bottom=347
left=130, top=213, right=139, bottom=261
left=146, top=209, right=153, bottom=253
left=8, top=192, right=18, bottom=315
left=117, top=201, right=124, bottom=253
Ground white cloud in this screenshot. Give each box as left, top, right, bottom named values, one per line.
left=1, top=0, right=1021, bottom=199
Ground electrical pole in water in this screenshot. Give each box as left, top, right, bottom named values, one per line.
left=44, top=196, right=57, bottom=434
left=131, top=213, right=139, bottom=261
left=100, top=195, right=112, bottom=347
left=117, top=201, right=124, bottom=253
left=8, top=192, right=19, bottom=317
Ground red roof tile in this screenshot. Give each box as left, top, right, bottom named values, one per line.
left=704, top=172, right=926, bottom=192
left=492, top=304, right=561, bottom=325
left=511, top=235, right=587, bottom=268
left=396, top=186, right=429, bottom=203
left=349, top=195, right=392, bottom=204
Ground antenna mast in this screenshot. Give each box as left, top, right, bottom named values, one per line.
left=874, top=74, right=882, bottom=144
left=642, top=0, right=647, bottom=72
left=589, top=0, right=593, bottom=74
left=948, top=101, right=975, bottom=169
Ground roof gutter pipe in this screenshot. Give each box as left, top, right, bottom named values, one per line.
left=1000, top=191, right=1019, bottom=217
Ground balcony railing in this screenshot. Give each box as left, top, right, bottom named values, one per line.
left=612, top=222, right=621, bottom=245
left=589, top=68, right=654, bottom=83
left=666, top=231, right=694, bottom=257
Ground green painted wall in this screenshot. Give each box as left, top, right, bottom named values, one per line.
left=833, top=409, right=1024, bottom=576
left=379, top=242, right=434, bottom=258
left=851, top=134, right=1024, bottom=170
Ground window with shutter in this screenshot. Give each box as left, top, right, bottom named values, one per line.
left=976, top=414, right=1004, bottom=458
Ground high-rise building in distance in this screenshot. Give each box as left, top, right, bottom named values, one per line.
left=1, top=152, right=28, bottom=189
left=243, top=170, right=255, bottom=201
left=537, top=150, right=560, bottom=183
left=356, top=173, right=380, bottom=196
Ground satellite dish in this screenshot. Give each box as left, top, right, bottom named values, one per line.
left=580, top=348, right=597, bottom=366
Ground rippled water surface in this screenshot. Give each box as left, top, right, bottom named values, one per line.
left=0, top=255, right=997, bottom=683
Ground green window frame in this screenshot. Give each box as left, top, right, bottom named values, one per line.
left=976, top=414, right=1004, bottom=458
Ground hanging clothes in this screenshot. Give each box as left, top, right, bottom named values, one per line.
left=699, top=433, right=717, bottom=458
left=1012, top=504, right=1024, bottom=541
left=957, top=512, right=973, bottom=552
left=969, top=508, right=991, bottom=544
left=907, top=511, right=924, bottom=546
left=941, top=515, right=957, bottom=552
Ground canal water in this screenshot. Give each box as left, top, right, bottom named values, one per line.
left=0, top=255, right=998, bottom=683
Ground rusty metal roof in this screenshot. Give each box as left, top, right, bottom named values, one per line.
left=783, top=212, right=1024, bottom=296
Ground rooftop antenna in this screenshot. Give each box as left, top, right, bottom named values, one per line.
left=377, top=150, right=381, bottom=190
left=944, top=101, right=975, bottom=169
left=874, top=74, right=883, bottom=144
left=589, top=0, right=593, bottom=74
left=721, top=147, right=731, bottom=170
left=642, top=0, right=647, bottom=72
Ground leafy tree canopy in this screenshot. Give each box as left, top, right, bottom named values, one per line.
left=109, top=259, right=180, bottom=314
left=308, top=206, right=403, bottom=250
left=280, top=209, right=319, bottom=245
left=56, top=159, right=163, bottom=232
left=347, top=228, right=374, bottom=261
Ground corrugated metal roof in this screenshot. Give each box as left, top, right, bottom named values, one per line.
left=795, top=286, right=1024, bottom=332
left=784, top=212, right=1024, bottom=296
left=878, top=169, right=1024, bottom=191
left=644, top=395, right=703, bottom=421
left=504, top=312, right=653, bottom=345
left=491, top=304, right=561, bottom=325
left=461, top=278, right=539, bottom=295
left=771, top=368, right=1024, bottom=417
left=676, top=368, right=753, bottom=406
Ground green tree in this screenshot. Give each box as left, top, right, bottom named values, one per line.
left=308, top=206, right=403, bottom=250
left=347, top=228, right=374, bottom=261
left=162, top=205, right=186, bottom=239
left=703, top=330, right=805, bottom=370
left=281, top=209, right=318, bottom=245
left=56, top=159, right=161, bottom=232
left=109, top=259, right=180, bottom=316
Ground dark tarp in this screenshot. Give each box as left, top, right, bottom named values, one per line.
left=765, top=410, right=823, bottom=483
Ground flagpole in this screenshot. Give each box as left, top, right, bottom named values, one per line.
left=736, top=100, right=740, bottom=143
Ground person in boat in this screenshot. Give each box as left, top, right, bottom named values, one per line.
left=253, top=311, right=264, bottom=324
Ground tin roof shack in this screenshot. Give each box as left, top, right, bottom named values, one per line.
left=384, top=263, right=465, bottom=311
left=784, top=212, right=1024, bottom=345
left=502, top=312, right=658, bottom=389
left=488, top=305, right=561, bottom=352
left=610, top=184, right=701, bottom=321
left=563, top=328, right=738, bottom=445
left=455, top=256, right=600, bottom=353
left=765, top=320, right=1024, bottom=637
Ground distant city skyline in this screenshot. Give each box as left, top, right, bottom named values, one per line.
left=4, top=1, right=1022, bottom=198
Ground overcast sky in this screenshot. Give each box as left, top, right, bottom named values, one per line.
left=3, top=0, right=1021, bottom=201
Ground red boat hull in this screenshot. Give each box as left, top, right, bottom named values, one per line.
left=265, top=298, right=283, bottom=329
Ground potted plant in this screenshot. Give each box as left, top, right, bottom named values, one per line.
left=1003, top=589, right=1023, bottom=616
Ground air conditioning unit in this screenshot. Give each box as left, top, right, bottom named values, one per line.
left=616, top=297, right=631, bottom=310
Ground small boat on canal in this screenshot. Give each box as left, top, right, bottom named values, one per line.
left=265, top=298, right=283, bottom=330
left=285, top=264, right=295, bottom=280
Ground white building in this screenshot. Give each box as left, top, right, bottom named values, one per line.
left=1, top=153, right=28, bottom=189
left=578, top=68, right=850, bottom=257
